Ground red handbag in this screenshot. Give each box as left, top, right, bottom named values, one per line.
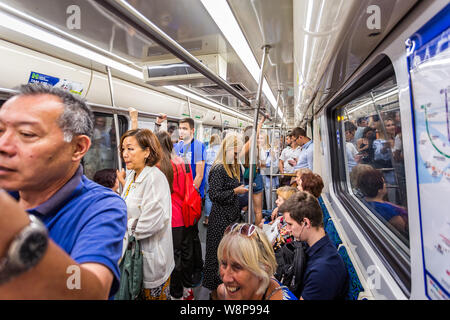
left=182, top=164, right=202, bottom=227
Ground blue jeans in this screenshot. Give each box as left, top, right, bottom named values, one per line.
left=243, top=173, right=264, bottom=194
left=262, top=175, right=279, bottom=210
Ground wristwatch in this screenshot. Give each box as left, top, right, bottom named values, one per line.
left=0, top=214, right=48, bottom=285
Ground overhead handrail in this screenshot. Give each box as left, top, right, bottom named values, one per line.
left=94, top=1, right=263, bottom=115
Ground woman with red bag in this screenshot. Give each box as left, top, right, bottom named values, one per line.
left=156, top=131, right=195, bottom=300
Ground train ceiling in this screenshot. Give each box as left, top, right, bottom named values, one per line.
left=0, top=0, right=418, bottom=127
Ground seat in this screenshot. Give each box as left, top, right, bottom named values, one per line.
left=318, top=196, right=330, bottom=224
left=324, top=218, right=342, bottom=248
left=338, top=246, right=364, bottom=300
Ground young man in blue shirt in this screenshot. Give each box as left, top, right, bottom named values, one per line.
left=279, top=191, right=348, bottom=300
left=0, top=83, right=127, bottom=299
left=292, top=127, right=314, bottom=171
left=173, top=118, right=206, bottom=295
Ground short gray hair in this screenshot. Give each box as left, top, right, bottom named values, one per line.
left=14, top=83, right=94, bottom=142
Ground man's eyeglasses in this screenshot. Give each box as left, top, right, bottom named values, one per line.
left=224, top=223, right=256, bottom=237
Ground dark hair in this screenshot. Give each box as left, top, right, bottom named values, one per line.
left=180, top=118, right=195, bottom=129
left=300, top=172, right=324, bottom=198
left=13, top=83, right=94, bottom=141
left=120, top=129, right=161, bottom=167
left=278, top=191, right=323, bottom=228
left=156, top=130, right=174, bottom=155
left=287, top=131, right=293, bottom=137
left=93, top=169, right=117, bottom=189
left=362, top=126, right=376, bottom=139
left=344, top=121, right=357, bottom=133
left=357, top=117, right=368, bottom=125
left=291, top=127, right=307, bottom=139
left=154, top=131, right=174, bottom=193
left=168, top=125, right=177, bottom=134
left=357, top=168, right=384, bottom=198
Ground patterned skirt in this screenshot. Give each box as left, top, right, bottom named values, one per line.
left=138, top=277, right=171, bottom=300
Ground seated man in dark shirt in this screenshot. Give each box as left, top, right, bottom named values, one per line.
left=279, top=191, right=348, bottom=300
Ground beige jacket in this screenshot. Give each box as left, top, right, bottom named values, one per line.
left=122, top=166, right=174, bottom=289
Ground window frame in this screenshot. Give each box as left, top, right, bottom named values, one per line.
left=83, top=111, right=127, bottom=175
left=326, top=55, right=411, bottom=296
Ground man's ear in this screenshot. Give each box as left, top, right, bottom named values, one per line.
left=304, top=217, right=312, bottom=228
left=71, top=135, right=91, bottom=161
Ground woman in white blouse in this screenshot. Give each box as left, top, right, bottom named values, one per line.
left=119, top=128, right=174, bottom=300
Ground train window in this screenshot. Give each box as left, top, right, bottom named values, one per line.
left=339, top=75, right=409, bottom=248
left=137, top=117, right=156, bottom=132
left=167, top=121, right=179, bottom=143
left=83, top=112, right=126, bottom=180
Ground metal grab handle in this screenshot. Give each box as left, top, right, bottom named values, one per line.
left=248, top=45, right=271, bottom=224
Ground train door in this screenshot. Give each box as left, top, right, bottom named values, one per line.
left=83, top=112, right=127, bottom=180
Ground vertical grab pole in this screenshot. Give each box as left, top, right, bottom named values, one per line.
left=220, top=109, right=224, bottom=133
left=248, top=45, right=271, bottom=224
left=106, top=66, right=123, bottom=194
left=269, top=90, right=281, bottom=210
left=187, top=96, right=192, bottom=118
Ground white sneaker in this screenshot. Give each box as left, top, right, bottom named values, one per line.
left=182, top=287, right=195, bottom=300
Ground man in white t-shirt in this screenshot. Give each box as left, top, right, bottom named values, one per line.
left=344, top=121, right=360, bottom=172
left=279, top=131, right=302, bottom=186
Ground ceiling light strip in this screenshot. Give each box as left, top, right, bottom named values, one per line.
left=200, top=0, right=283, bottom=119
left=165, top=85, right=252, bottom=122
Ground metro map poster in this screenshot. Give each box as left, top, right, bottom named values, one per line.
left=407, top=4, right=450, bottom=300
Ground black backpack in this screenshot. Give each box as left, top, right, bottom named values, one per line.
left=274, top=241, right=307, bottom=297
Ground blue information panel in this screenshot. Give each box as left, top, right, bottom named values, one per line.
left=28, top=71, right=83, bottom=95
left=406, top=4, right=450, bottom=300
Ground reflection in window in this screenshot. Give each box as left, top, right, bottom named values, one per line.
left=83, top=113, right=122, bottom=180
left=167, top=121, right=179, bottom=144
left=341, top=77, right=409, bottom=247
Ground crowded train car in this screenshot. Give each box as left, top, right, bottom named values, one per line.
left=0, top=0, right=448, bottom=303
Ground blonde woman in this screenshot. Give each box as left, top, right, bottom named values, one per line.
left=216, top=223, right=297, bottom=300
left=202, top=133, right=248, bottom=296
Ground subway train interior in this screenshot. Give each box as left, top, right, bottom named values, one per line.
left=0, top=0, right=448, bottom=301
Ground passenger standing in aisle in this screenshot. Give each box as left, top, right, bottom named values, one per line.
left=174, top=118, right=206, bottom=287
left=203, top=133, right=248, bottom=298
left=156, top=131, right=193, bottom=300
left=293, top=127, right=314, bottom=171
left=258, top=131, right=279, bottom=210
left=279, top=131, right=301, bottom=186
left=119, top=129, right=174, bottom=300
left=0, top=83, right=127, bottom=299
left=204, top=134, right=221, bottom=226
left=240, top=116, right=266, bottom=225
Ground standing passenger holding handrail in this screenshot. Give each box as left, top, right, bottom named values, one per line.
left=203, top=133, right=248, bottom=299
left=119, top=129, right=174, bottom=300
left=240, top=115, right=266, bottom=225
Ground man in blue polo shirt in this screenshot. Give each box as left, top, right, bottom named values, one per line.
left=279, top=191, right=348, bottom=300
left=0, top=83, right=126, bottom=299
left=174, top=117, right=206, bottom=294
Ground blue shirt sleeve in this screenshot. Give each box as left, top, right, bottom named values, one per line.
left=69, top=194, right=127, bottom=298
left=193, top=141, right=206, bottom=164
left=307, top=143, right=314, bottom=171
